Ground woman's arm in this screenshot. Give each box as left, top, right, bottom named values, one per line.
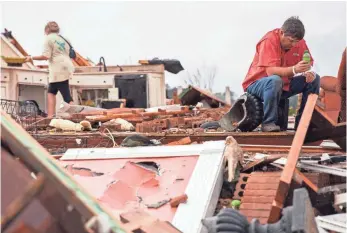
left=25, top=55, right=49, bottom=62
left=25, top=36, right=52, bottom=62
left=32, top=55, right=49, bottom=61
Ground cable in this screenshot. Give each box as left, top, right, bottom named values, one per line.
left=99, top=128, right=118, bottom=148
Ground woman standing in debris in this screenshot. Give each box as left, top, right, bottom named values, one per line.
left=25, top=21, right=75, bottom=117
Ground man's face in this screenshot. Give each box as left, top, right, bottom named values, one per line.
left=279, top=30, right=300, bottom=50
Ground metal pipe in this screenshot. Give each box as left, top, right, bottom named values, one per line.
left=98, top=57, right=107, bottom=72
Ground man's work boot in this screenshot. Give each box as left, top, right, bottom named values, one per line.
left=261, top=123, right=281, bottom=132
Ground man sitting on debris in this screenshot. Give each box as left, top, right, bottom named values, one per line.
left=242, top=16, right=320, bottom=132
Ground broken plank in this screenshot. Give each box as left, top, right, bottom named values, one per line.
left=271, top=162, right=319, bottom=193
left=0, top=111, right=127, bottom=233
left=61, top=141, right=225, bottom=160
left=242, top=154, right=284, bottom=172
left=293, top=168, right=319, bottom=192
left=305, top=122, right=346, bottom=143
left=1, top=173, right=45, bottom=231
left=273, top=94, right=318, bottom=222
left=172, top=141, right=225, bottom=233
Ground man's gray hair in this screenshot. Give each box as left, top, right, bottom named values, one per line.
left=281, top=16, right=305, bottom=40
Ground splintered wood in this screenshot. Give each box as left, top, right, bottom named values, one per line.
left=270, top=94, right=318, bottom=222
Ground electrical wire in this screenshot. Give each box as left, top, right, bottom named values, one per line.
left=99, top=128, right=118, bottom=148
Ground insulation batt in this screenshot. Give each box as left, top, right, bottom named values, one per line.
left=112, top=118, right=135, bottom=131
left=49, top=119, right=84, bottom=131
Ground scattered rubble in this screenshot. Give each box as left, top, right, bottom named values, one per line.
left=2, top=26, right=346, bottom=233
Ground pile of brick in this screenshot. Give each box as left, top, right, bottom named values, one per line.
left=70, top=107, right=228, bottom=133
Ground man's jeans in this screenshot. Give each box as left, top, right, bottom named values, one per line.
left=246, top=74, right=320, bottom=128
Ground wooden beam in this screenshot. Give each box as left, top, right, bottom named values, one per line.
left=0, top=111, right=127, bottom=233
left=306, top=105, right=346, bottom=150
left=293, top=168, right=319, bottom=193
left=1, top=173, right=45, bottom=231
left=271, top=94, right=318, bottom=222
left=305, top=122, right=346, bottom=143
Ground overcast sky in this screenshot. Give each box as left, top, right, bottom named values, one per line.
left=2, top=1, right=346, bottom=95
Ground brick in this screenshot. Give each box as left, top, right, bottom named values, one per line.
left=136, top=123, right=142, bottom=132
left=170, top=194, right=188, bottom=207
left=242, top=190, right=277, bottom=197
left=153, top=119, right=169, bottom=129
left=247, top=176, right=281, bottom=184
left=233, top=174, right=250, bottom=200
left=244, top=183, right=279, bottom=190
left=236, top=172, right=283, bottom=224
left=167, top=137, right=192, bottom=146
left=168, top=117, right=185, bottom=128
left=241, top=196, right=275, bottom=203
left=240, top=203, right=272, bottom=210
left=142, top=122, right=151, bottom=133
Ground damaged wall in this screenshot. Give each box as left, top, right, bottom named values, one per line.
left=60, top=156, right=198, bottom=221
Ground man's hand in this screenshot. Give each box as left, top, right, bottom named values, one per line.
left=304, top=71, right=315, bottom=83
left=294, top=60, right=311, bottom=73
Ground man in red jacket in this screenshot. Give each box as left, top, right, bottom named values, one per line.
left=242, top=16, right=320, bottom=132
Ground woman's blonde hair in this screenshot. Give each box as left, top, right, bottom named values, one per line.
left=45, top=21, right=60, bottom=34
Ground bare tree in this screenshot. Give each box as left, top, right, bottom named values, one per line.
left=184, top=65, right=217, bottom=92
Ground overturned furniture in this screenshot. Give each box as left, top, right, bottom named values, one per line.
left=305, top=48, right=346, bottom=151
left=179, top=85, right=231, bottom=108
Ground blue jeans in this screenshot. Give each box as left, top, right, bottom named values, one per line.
left=246, top=74, right=320, bottom=127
